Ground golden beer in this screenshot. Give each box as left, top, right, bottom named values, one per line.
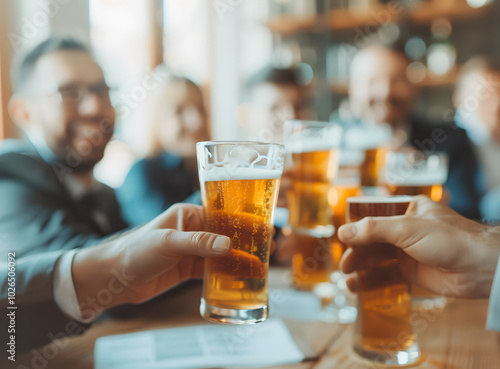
left=286, top=149, right=340, bottom=236
left=201, top=177, right=279, bottom=310
left=360, top=147, right=387, bottom=187
left=330, top=184, right=361, bottom=266
left=387, top=183, right=443, bottom=202
left=290, top=234, right=336, bottom=290
left=347, top=196, right=421, bottom=365
left=197, top=141, right=284, bottom=324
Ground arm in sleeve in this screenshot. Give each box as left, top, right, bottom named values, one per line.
left=0, top=179, right=103, bottom=256
left=0, top=251, right=91, bottom=353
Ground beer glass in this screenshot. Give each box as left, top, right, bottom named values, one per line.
left=343, top=123, right=392, bottom=187
left=284, top=120, right=342, bottom=238
left=384, top=151, right=448, bottom=310
left=346, top=196, right=422, bottom=366
left=197, top=141, right=285, bottom=324
left=384, top=151, right=448, bottom=202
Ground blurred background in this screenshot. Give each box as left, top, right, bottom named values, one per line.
left=0, top=0, right=498, bottom=187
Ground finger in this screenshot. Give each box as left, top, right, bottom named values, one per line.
left=339, top=248, right=353, bottom=274
left=148, top=204, right=204, bottom=231
left=155, top=229, right=232, bottom=258
left=345, top=275, right=358, bottom=293
left=338, top=196, right=434, bottom=248
left=340, top=245, right=393, bottom=274
left=338, top=216, right=408, bottom=247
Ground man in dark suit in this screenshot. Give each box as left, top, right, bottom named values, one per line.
left=348, top=43, right=481, bottom=219
left=2, top=37, right=127, bottom=258
left=0, top=37, right=131, bottom=355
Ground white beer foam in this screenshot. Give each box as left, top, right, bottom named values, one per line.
left=347, top=195, right=414, bottom=204
left=339, top=149, right=365, bottom=167
left=384, top=170, right=447, bottom=186
left=199, top=166, right=282, bottom=182
left=286, top=135, right=338, bottom=153
left=344, top=124, right=392, bottom=150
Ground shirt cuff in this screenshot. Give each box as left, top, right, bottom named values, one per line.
left=53, top=249, right=99, bottom=324
left=486, top=254, right=500, bottom=331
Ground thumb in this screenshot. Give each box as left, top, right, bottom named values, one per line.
left=338, top=215, right=409, bottom=248
left=155, top=229, right=232, bottom=258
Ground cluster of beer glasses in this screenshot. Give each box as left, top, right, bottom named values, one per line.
left=384, top=150, right=449, bottom=311
left=194, top=126, right=446, bottom=366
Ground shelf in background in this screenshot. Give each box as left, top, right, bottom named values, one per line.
left=332, top=67, right=458, bottom=94
left=263, top=0, right=491, bottom=36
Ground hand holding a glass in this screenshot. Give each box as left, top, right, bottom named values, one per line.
left=339, top=195, right=500, bottom=300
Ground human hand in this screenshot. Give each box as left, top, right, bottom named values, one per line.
left=338, top=196, right=500, bottom=299
left=72, top=204, right=231, bottom=317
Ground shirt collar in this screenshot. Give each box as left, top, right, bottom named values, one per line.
left=27, top=133, right=100, bottom=199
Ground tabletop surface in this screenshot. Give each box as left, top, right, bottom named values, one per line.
left=19, top=268, right=500, bottom=369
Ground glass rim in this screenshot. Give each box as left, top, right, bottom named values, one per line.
left=346, top=195, right=415, bottom=204
left=385, top=150, right=449, bottom=158
left=196, top=140, right=285, bottom=149
left=284, top=119, right=342, bottom=128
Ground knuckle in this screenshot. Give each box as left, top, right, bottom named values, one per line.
left=361, top=216, right=377, bottom=234
left=191, top=231, right=208, bottom=252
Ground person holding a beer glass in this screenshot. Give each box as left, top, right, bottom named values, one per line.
left=338, top=195, right=500, bottom=364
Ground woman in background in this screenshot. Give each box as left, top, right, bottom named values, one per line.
left=117, top=74, right=209, bottom=226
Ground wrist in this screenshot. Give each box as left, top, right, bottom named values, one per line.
left=72, top=241, right=128, bottom=319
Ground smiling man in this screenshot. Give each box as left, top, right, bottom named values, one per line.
left=1, top=37, right=128, bottom=257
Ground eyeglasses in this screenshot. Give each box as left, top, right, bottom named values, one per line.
left=56, top=82, right=112, bottom=105
left=29, top=82, right=113, bottom=106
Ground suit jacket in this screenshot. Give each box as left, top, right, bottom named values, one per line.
left=0, top=139, right=127, bottom=353
left=409, top=120, right=482, bottom=220
left=117, top=152, right=201, bottom=227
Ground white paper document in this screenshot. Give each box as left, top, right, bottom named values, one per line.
left=94, top=318, right=305, bottom=369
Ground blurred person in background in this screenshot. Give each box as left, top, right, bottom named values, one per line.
left=3, top=36, right=128, bottom=257
left=240, top=66, right=308, bottom=144
left=453, top=56, right=500, bottom=222
left=348, top=43, right=481, bottom=219
left=117, top=73, right=209, bottom=226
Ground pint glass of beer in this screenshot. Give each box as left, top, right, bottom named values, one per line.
left=197, top=141, right=284, bottom=324
left=384, top=151, right=448, bottom=202
left=384, top=151, right=448, bottom=310
left=346, top=196, right=422, bottom=365
left=284, top=120, right=342, bottom=238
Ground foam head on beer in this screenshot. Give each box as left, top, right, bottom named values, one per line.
left=285, top=120, right=342, bottom=153
left=343, top=123, right=392, bottom=151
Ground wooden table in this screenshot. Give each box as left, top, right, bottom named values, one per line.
left=18, top=268, right=500, bottom=369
